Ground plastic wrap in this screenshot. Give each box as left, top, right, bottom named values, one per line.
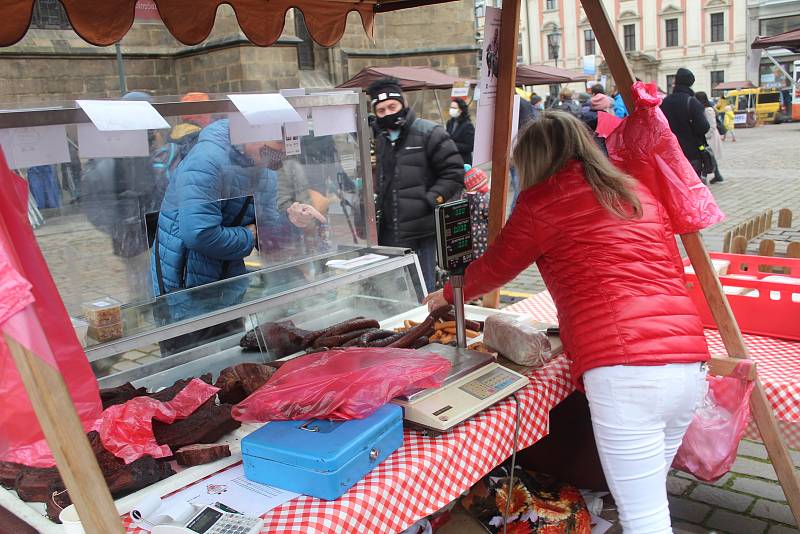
left=232, top=347, right=451, bottom=421
left=604, top=81, right=725, bottom=235
left=672, top=361, right=754, bottom=482
left=93, top=378, right=219, bottom=464
left=483, top=314, right=553, bottom=368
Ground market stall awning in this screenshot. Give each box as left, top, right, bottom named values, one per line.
left=337, top=66, right=473, bottom=91
left=752, top=29, right=800, bottom=52
left=0, top=0, right=459, bottom=48
left=714, top=81, right=756, bottom=91
left=515, top=64, right=590, bottom=86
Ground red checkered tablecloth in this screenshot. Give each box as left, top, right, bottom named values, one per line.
left=123, top=338, right=573, bottom=533
left=508, top=291, right=800, bottom=448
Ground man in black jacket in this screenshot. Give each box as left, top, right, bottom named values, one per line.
left=660, top=68, right=710, bottom=179
left=367, top=77, right=464, bottom=292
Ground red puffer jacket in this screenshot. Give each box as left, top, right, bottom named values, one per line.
left=444, top=160, right=709, bottom=386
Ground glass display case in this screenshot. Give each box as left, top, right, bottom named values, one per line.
left=0, top=90, right=429, bottom=390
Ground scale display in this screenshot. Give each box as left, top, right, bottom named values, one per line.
left=435, top=199, right=474, bottom=273
left=459, top=367, right=520, bottom=400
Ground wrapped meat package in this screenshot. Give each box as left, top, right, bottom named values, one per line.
left=483, top=314, right=553, bottom=368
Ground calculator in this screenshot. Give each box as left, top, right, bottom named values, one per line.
left=151, top=505, right=264, bottom=534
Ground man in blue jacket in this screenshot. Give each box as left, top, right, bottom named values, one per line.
left=151, top=119, right=322, bottom=353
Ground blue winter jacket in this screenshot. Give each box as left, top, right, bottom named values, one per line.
left=613, top=93, right=628, bottom=118
left=150, top=119, right=291, bottom=320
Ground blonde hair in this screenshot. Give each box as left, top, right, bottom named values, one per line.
left=512, top=111, right=642, bottom=219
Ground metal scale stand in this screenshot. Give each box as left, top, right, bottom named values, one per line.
left=394, top=199, right=529, bottom=433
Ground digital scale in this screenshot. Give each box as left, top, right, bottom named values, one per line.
left=394, top=199, right=529, bottom=433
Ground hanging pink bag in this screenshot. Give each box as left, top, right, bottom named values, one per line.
left=672, top=360, right=755, bottom=482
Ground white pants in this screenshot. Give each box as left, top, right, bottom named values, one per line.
left=583, top=363, right=708, bottom=534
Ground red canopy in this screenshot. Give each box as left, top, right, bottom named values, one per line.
left=0, top=0, right=458, bottom=48
left=337, top=66, right=474, bottom=91
left=751, top=29, right=800, bottom=52
left=714, top=81, right=756, bottom=91
left=516, top=64, right=589, bottom=86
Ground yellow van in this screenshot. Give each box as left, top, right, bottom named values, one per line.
left=725, top=88, right=783, bottom=124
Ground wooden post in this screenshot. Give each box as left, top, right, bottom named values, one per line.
left=722, top=231, right=732, bottom=253
left=731, top=235, right=748, bottom=255
left=4, top=334, right=124, bottom=533
left=778, top=208, right=793, bottom=228
left=580, top=0, right=800, bottom=524
left=482, top=0, right=522, bottom=309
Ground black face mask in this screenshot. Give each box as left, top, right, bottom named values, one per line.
left=376, top=106, right=408, bottom=131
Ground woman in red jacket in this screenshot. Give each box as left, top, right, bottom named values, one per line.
left=425, top=112, right=710, bottom=533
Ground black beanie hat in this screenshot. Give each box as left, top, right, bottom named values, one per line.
left=366, top=77, right=405, bottom=107
left=675, top=68, right=695, bottom=87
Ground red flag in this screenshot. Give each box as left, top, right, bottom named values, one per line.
left=0, top=148, right=102, bottom=467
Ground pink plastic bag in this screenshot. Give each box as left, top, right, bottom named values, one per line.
left=232, top=347, right=451, bottom=422
left=672, top=361, right=755, bottom=482
left=604, top=82, right=725, bottom=234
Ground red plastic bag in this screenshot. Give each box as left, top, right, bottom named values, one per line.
left=604, top=82, right=725, bottom=234
left=672, top=361, right=755, bottom=482
left=232, top=347, right=451, bottom=421
left=93, top=378, right=219, bottom=464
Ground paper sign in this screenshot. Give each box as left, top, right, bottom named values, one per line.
left=0, top=125, right=70, bottom=169
left=280, top=88, right=307, bottom=97
left=228, top=93, right=302, bottom=125
left=284, top=135, right=301, bottom=156
left=478, top=6, right=501, bottom=108
left=583, top=54, right=596, bottom=76
left=284, top=107, right=310, bottom=137
left=311, top=105, right=358, bottom=136
left=77, top=123, right=149, bottom=158
left=451, top=82, right=470, bottom=98
left=510, top=94, right=521, bottom=146
left=228, top=112, right=284, bottom=144
left=76, top=99, right=169, bottom=131
left=161, top=463, right=298, bottom=519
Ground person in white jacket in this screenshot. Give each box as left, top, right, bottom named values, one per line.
left=696, top=91, right=724, bottom=184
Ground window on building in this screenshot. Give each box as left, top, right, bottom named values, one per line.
left=518, top=32, right=525, bottom=64
left=710, top=70, right=725, bottom=97
left=547, top=33, right=560, bottom=60
left=546, top=0, right=556, bottom=10
left=759, top=14, right=800, bottom=37
left=30, top=0, right=71, bottom=29
left=623, top=24, right=636, bottom=52
left=666, top=74, right=676, bottom=94
left=665, top=18, right=679, bottom=47
left=294, top=10, right=315, bottom=70
left=474, top=0, right=485, bottom=19
left=710, top=13, right=724, bottom=42
left=584, top=29, right=596, bottom=55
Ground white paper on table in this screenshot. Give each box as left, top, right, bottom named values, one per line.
left=280, top=88, right=307, bottom=97
left=228, top=112, right=284, bottom=144
left=590, top=514, right=613, bottom=534
left=130, top=493, right=197, bottom=532
left=285, top=107, right=310, bottom=137
left=311, top=105, right=358, bottom=136
left=228, top=93, right=302, bottom=125
left=76, top=100, right=169, bottom=131
left=77, top=123, right=150, bottom=158
left=326, top=253, right=388, bottom=270
left=161, top=463, right=298, bottom=518
left=0, top=125, right=70, bottom=169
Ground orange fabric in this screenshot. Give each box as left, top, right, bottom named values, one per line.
left=0, top=0, right=377, bottom=47
left=180, top=92, right=212, bottom=127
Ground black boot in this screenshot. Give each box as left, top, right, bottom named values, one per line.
left=710, top=174, right=724, bottom=184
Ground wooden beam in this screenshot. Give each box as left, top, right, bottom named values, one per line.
left=708, top=355, right=757, bottom=381
left=581, top=0, right=800, bottom=525
left=4, top=334, right=124, bottom=533
left=482, top=0, right=522, bottom=309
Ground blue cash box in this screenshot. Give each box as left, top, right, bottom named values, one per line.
left=241, top=404, right=403, bottom=501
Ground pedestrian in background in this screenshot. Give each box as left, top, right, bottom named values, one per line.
left=552, top=88, right=580, bottom=116
left=580, top=92, right=614, bottom=155
left=660, top=68, right=710, bottom=179
left=446, top=98, right=475, bottom=165
left=723, top=105, right=737, bottom=142
left=530, top=95, right=544, bottom=120
left=610, top=85, right=628, bottom=118
left=367, top=76, right=464, bottom=292
left=696, top=91, right=724, bottom=184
